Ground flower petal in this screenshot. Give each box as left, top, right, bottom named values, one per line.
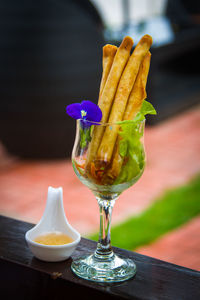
left=66, top=100, right=102, bottom=127
left=81, top=100, right=102, bottom=123
left=66, top=103, right=82, bottom=119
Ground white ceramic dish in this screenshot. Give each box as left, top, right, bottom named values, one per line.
left=25, top=186, right=81, bottom=262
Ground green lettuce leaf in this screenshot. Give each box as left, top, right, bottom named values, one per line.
left=114, top=120, right=145, bottom=184
left=141, top=99, right=157, bottom=116
left=80, top=126, right=92, bottom=148
left=115, top=100, right=156, bottom=184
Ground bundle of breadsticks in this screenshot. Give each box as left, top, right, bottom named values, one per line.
left=85, top=35, right=152, bottom=185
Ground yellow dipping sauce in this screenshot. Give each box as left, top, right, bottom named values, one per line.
left=34, top=232, right=74, bottom=245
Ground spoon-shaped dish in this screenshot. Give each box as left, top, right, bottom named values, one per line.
left=25, top=186, right=80, bottom=262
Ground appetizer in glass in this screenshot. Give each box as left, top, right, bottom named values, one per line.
left=66, top=35, right=156, bottom=282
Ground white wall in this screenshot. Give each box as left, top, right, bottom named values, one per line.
left=90, top=0, right=167, bottom=28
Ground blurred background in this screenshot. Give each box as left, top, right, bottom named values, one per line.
left=0, top=0, right=200, bottom=270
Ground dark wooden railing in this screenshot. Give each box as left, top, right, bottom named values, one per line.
left=0, top=215, right=199, bottom=299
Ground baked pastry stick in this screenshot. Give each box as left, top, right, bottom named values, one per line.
left=103, top=51, right=151, bottom=184
left=124, top=51, right=151, bottom=120
left=96, top=35, right=152, bottom=169
left=86, top=36, right=133, bottom=170
left=99, top=45, right=117, bottom=98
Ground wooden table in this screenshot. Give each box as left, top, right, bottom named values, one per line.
left=0, top=215, right=199, bottom=299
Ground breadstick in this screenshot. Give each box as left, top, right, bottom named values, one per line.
left=97, top=35, right=152, bottom=167
left=86, top=36, right=133, bottom=170
left=104, top=51, right=151, bottom=183
left=102, top=140, right=122, bottom=184
left=99, top=44, right=117, bottom=98
left=124, top=51, right=151, bottom=120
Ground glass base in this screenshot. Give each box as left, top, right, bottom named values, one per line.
left=71, top=253, right=136, bottom=282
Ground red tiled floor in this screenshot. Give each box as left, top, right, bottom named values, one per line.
left=0, top=106, right=200, bottom=237
left=137, top=216, right=200, bottom=271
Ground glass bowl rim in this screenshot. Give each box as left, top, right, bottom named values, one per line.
left=76, top=118, right=146, bottom=126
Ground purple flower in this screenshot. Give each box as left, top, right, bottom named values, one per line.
left=66, top=100, right=102, bottom=127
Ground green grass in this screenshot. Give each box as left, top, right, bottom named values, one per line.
left=88, top=175, right=200, bottom=250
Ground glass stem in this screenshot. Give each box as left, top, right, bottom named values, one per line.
left=95, top=196, right=117, bottom=260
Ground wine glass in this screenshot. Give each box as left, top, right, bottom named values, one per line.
left=71, top=118, right=145, bottom=282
